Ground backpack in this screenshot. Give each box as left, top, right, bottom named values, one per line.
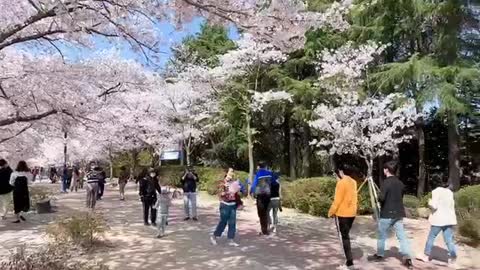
left=255, top=176, right=271, bottom=196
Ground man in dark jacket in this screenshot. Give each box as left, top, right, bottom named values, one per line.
left=97, top=167, right=106, bottom=200
left=369, top=161, right=414, bottom=269
left=139, top=168, right=161, bottom=226
left=0, top=159, right=13, bottom=219
left=181, top=166, right=199, bottom=221
left=250, top=161, right=274, bottom=236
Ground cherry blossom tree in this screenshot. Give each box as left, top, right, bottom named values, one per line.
left=310, top=93, right=421, bottom=219
left=157, top=64, right=217, bottom=166
left=173, top=0, right=354, bottom=51
left=211, top=33, right=292, bottom=185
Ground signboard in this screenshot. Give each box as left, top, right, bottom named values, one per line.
left=160, top=151, right=180, bottom=160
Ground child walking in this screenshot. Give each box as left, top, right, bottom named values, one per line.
left=156, top=191, right=171, bottom=238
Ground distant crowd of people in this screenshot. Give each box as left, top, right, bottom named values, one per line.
left=0, top=158, right=461, bottom=269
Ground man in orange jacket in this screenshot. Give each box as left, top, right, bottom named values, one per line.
left=328, top=164, right=358, bottom=269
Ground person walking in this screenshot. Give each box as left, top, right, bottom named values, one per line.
left=181, top=166, right=199, bottom=221
left=250, top=161, right=274, bottom=236
left=155, top=190, right=171, bottom=238
left=61, top=165, right=69, bottom=193
left=328, top=165, right=358, bottom=269
left=118, top=166, right=129, bottom=200
left=0, top=159, right=13, bottom=220
left=369, top=161, right=414, bottom=269
left=268, top=172, right=282, bottom=233
left=417, top=181, right=458, bottom=268
left=139, top=168, right=161, bottom=226
left=9, top=161, right=32, bottom=223
left=78, top=168, right=85, bottom=189
left=85, top=165, right=103, bottom=210
left=97, top=167, right=106, bottom=200
left=70, top=167, right=80, bottom=192
left=49, top=166, right=57, bottom=183
left=210, top=168, right=241, bottom=247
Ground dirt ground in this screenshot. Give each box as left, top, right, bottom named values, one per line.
left=0, top=182, right=478, bottom=270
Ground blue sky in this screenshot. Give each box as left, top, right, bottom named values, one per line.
left=37, top=17, right=239, bottom=69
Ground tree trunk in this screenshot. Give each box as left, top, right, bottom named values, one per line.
left=108, top=149, right=114, bottom=179
left=282, top=110, right=291, bottom=176
left=130, top=149, right=139, bottom=178
left=366, top=157, right=380, bottom=220
left=289, top=126, right=297, bottom=180
left=186, top=147, right=191, bottom=167
left=447, top=113, right=461, bottom=191
left=246, top=113, right=254, bottom=194
left=378, top=155, right=384, bottom=188
left=416, top=120, right=427, bottom=197
left=300, top=123, right=311, bottom=178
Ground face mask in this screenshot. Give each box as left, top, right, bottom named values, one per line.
left=150, top=173, right=156, bottom=177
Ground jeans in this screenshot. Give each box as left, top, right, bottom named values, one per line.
left=86, top=183, right=99, bottom=209
left=0, top=192, right=11, bottom=217
left=377, top=218, right=413, bottom=259
left=213, top=203, right=237, bottom=239
left=183, top=192, right=197, bottom=218
left=256, top=194, right=271, bottom=235
left=335, top=217, right=355, bottom=264
left=62, top=179, right=68, bottom=192
left=424, top=225, right=457, bottom=258
left=157, top=215, right=168, bottom=236
left=268, top=198, right=280, bottom=227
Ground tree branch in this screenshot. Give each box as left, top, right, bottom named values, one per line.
left=0, top=8, right=57, bottom=44
left=0, top=29, right=67, bottom=51
left=0, top=124, right=33, bottom=144
left=0, top=109, right=61, bottom=127
left=97, top=82, right=123, bottom=98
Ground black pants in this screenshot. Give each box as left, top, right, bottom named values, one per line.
left=97, top=182, right=105, bottom=199
left=335, top=216, right=355, bottom=265
left=142, top=197, right=157, bottom=224
left=256, top=194, right=271, bottom=235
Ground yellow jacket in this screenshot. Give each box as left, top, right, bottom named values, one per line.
left=328, top=176, right=358, bottom=218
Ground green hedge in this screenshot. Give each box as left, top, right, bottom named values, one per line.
left=156, top=166, right=248, bottom=195
left=403, top=195, right=421, bottom=209
left=455, top=185, right=480, bottom=246
left=281, top=177, right=372, bottom=218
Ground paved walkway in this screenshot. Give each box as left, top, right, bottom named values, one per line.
left=0, top=183, right=478, bottom=270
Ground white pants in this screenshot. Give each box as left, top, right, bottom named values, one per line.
left=0, top=192, right=12, bottom=217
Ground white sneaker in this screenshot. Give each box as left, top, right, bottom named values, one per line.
left=416, top=254, right=430, bottom=262
left=448, top=258, right=459, bottom=269
left=228, top=240, right=239, bottom=247
left=272, top=226, right=277, bottom=233
left=210, top=235, right=218, bottom=246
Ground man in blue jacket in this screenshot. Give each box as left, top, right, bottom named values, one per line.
left=250, top=161, right=274, bottom=235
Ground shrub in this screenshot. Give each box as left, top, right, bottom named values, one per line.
left=177, top=167, right=247, bottom=195
left=419, top=192, right=431, bottom=208
left=31, top=186, right=56, bottom=211
left=455, top=185, right=480, bottom=212
left=157, top=166, right=248, bottom=195
left=403, top=195, right=420, bottom=209
left=281, top=177, right=372, bottom=218
left=458, top=215, right=480, bottom=246
left=157, top=165, right=184, bottom=187
left=46, top=212, right=108, bottom=248
left=0, top=244, right=109, bottom=270
left=455, top=185, right=480, bottom=246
